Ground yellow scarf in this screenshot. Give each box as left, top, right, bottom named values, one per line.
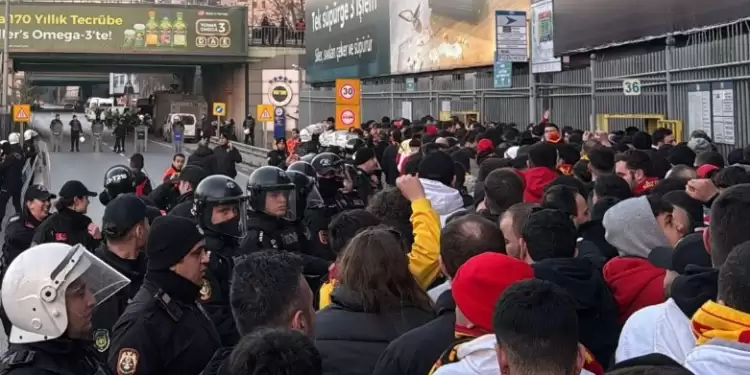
left=691, top=300, right=750, bottom=345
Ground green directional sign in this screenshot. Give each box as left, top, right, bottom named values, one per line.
left=0, top=3, right=247, bottom=56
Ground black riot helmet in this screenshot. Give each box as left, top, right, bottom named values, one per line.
left=345, top=137, right=366, bottom=155
left=311, top=152, right=344, bottom=177
left=287, top=161, right=316, bottom=180
left=285, top=170, right=323, bottom=213
left=193, top=175, right=249, bottom=238
left=100, top=165, right=135, bottom=205
left=247, top=166, right=298, bottom=221
left=300, top=153, right=316, bottom=164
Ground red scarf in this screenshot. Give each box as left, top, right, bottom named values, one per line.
left=633, top=177, right=659, bottom=196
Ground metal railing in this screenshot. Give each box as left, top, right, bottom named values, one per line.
left=248, top=26, right=305, bottom=47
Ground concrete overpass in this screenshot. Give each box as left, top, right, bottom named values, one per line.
left=27, top=72, right=109, bottom=86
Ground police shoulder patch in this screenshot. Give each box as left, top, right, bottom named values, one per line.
left=199, top=279, right=212, bottom=301
left=116, top=348, right=139, bottom=375
left=93, top=329, right=110, bottom=353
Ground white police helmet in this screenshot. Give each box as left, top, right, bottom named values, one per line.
left=8, top=132, right=20, bottom=144
left=79, top=135, right=86, bottom=144
left=2, top=243, right=129, bottom=344
left=23, top=129, right=38, bottom=141
left=299, top=128, right=312, bottom=142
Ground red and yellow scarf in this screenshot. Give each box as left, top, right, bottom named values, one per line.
left=692, top=300, right=750, bottom=345
left=428, top=327, right=604, bottom=375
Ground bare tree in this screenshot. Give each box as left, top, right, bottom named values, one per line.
left=265, top=0, right=304, bottom=26
left=11, top=73, right=43, bottom=104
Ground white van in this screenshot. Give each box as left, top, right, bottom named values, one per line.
left=162, top=113, right=198, bottom=142
left=85, top=97, right=114, bottom=121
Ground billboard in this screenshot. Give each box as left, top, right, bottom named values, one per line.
left=553, top=0, right=750, bottom=55
left=0, top=4, right=247, bottom=55
left=305, top=0, right=529, bottom=82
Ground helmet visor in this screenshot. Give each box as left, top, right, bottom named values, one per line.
left=202, top=198, right=250, bottom=239
left=306, top=185, right=324, bottom=209
left=60, top=245, right=130, bottom=312
left=260, top=188, right=297, bottom=222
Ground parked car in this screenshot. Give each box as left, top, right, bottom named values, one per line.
left=162, top=113, right=198, bottom=142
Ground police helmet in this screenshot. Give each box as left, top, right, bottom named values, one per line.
left=8, top=132, right=20, bottom=145
left=311, top=152, right=344, bottom=176
left=247, top=166, right=298, bottom=221
left=101, top=165, right=135, bottom=205
left=23, top=129, right=38, bottom=141
left=286, top=170, right=323, bottom=212
left=345, top=137, right=366, bottom=153
left=300, top=153, right=316, bottom=164
left=287, top=161, right=317, bottom=179
left=193, top=175, right=249, bottom=238
left=299, top=128, right=313, bottom=143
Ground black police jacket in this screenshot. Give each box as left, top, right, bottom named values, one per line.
left=303, top=191, right=366, bottom=261
left=148, top=183, right=181, bottom=212
left=2, top=213, right=42, bottom=271
left=22, top=142, right=37, bottom=165
left=90, top=244, right=147, bottom=360
left=211, top=145, right=241, bottom=179
left=0, top=338, right=111, bottom=375
left=167, top=193, right=195, bottom=218
left=0, top=151, right=24, bottom=193
left=108, top=274, right=221, bottom=375
left=31, top=208, right=100, bottom=251
left=240, top=212, right=330, bottom=276
left=200, top=235, right=240, bottom=347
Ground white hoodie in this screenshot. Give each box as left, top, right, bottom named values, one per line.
left=615, top=298, right=695, bottom=363
left=684, top=340, right=750, bottom=375
left=420, top=178, right=465, bottom=227
left=433, top=334, right=596, bottom=375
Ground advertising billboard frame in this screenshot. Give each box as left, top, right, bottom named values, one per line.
left=0, top=3, right=248, bottom=56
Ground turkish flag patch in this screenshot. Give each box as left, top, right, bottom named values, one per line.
left=54, top=232, right=67, bottom=242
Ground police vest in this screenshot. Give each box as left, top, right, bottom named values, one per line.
left=0, top=347, right=112, bottom=375
left=246, top=217, right=308, bottom=254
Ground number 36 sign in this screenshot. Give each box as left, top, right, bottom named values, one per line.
left=623, top=78, right=642, bottom=96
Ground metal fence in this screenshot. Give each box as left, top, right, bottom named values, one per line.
left=299, top=20, right=750, bottom=152
left=248, top=26, right=305, bottom=47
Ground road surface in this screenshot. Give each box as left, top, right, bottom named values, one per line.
left=31, top=112, right=250, bottom=225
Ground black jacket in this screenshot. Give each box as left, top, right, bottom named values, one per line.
left=532, top=257, right=620, bottom=366
left=1, top=338, right=109, bottom=375
left=211, top=145, right=242, bottom=179
left=188, top=146, right=217, bottom=175
left=167, top=193, right=195, bottom=218
left=315, top=286, right=434, bottom=375
left=266, top=149, right=286, bottom=168
left=372, top=290, right=455, bottom=375
left=578, top=220, right=619, bottom=261
left=31, top=208, right=100, bottom=250
left=108, top=272, right=221, bottom=375
left=69, top=120, right=82, bottom=133
left=148, top=183, right=181, bottom=212
left=380, top=144, right=400, bottom=186
left=133, top=171, right=153, bottom=197
left=671, top=266, right=719, bottom=317
left=90, top=244, right=147, bottom=359
left=200, top=234, right=241, bottom=347
left=2, top=212, right=42, bottom=270
left=0, top=150, right=25, bottom=193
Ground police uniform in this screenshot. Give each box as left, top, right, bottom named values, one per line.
left=91, top=121, right=104, bottom=152
left=31, top=181, right=100, bottom=250
left=90, top=196, right=149, bottom=360
left=0, top=339, right=112, bottom=375
left=49, top=118, right=64, bottom=152
left=303, top=189, right=366, bottom=261
left=108, top=216, right=221, bottom=375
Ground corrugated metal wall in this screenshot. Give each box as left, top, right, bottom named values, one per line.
left=299, top=21, right=750, bottom=149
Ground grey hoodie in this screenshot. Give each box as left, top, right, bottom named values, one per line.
left=603, top=196, right=671, bottom=258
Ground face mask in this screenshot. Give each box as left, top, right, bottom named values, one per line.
left=318, top=178, right=342, bottom=197
left=214, top=217, right=242, bottom=238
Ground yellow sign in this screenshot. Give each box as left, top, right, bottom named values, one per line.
left=335, top=79, right=361, bottom=106
left=439, top=111, right=451, bottom=121
left=212, top=102, right=226, bottom=117
left=256, top=104, right=273, bottom=122
left=335, top=105, right=360, bottom=131
left=12, top=104, right=30, bottom=122
left=657, top=120, right=684, bottom=142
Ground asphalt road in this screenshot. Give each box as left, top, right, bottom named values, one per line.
left=31, top=112, right=251, bottom=225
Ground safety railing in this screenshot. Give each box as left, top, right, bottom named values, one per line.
left=209, top=137, right=269, bottom=167
left=248, top=26, right=305, bottom=47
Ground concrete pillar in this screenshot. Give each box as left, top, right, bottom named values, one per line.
left=80, top=84, right=93, bottom=101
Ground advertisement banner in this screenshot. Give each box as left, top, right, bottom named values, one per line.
left=530, top=0, right=560, bottom=73
left=305, top=0, right=529, bottom=82
left=0, top=4, right=247, bottom=55
left=553, top=0, right=749, bottom=55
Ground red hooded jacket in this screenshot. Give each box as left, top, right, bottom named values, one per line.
left=521, top=167, right=559, bottom=203
left=602, top=257, right=666, bottom=324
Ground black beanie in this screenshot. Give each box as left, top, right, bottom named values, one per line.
left=146, top=216, right=205, bottom=270
left=418, top=151, right=455, bottom=186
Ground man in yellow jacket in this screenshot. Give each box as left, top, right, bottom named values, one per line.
left=319, top=175, right=442, bottom=308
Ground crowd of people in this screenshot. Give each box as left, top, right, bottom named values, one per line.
left=0, top=114, right=749, bottom=375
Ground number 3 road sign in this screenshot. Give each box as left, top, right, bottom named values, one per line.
left=335, top=79, right=361, bottom=105
left=213, top=102, right=226, bottom=116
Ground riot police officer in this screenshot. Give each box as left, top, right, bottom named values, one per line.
left=32, top=180, right=101, bottom=250
left=22, top=129, right=38, bottom=165
left=304, top=152, right=366, bottom=260
left=91, top=116, right=104, bottom=152
left=99, top=165, right=135, bottom=206
left=0, top=243, right=129, bottom=375
left=240, top=166, right=329, bottom=274
left=90, top=195, right=150, bottom=360
left=49, top=114, right=64, bottom=152
left=107, top=216, right=221, bottom=375
left=188, top=175, right=249, bottom=346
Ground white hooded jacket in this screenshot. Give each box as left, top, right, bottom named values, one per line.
left=615, top=298, right=695, bottom=363
left=420, top=178, right=465, bottom=227
left=433, top=334, right=597, bottom=375
left=684, top=340, right=750, bottom=375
